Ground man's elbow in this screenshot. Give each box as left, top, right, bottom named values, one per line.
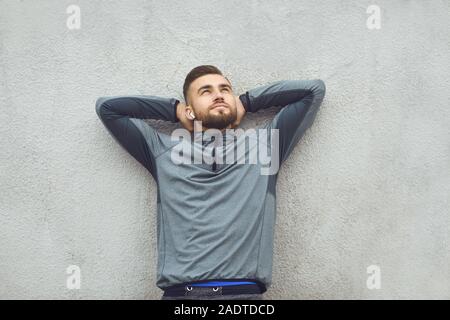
left=95, top=97, right=111, bottom=118
left=315, top=79, right=326, bottom=97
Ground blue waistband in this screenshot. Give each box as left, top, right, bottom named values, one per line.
left=188, top=281, right=257, bottom=287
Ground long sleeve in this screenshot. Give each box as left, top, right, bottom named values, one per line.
left=95, top=95, right=180, bottom=177
left=239, top=79, right=326, bottom=165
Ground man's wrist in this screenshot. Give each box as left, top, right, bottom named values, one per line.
left=238, top=92, right=251, bottom=113
left=175, top=100, right=183, bottom=122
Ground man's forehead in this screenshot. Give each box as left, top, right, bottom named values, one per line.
left=192, top=74, right=231, bottom=89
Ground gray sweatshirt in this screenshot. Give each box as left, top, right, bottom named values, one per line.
left=95, top=79, right=326, bottom=292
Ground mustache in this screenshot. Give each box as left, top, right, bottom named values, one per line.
left=210, top=102, right=229, bottom=110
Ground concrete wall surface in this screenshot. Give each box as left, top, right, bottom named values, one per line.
left=0, top=0, right=449, bottom=299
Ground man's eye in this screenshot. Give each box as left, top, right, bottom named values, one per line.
left=202, top=90, right=210, bottom=94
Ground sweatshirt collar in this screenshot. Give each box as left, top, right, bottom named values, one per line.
left=192, top=129, right=237, bottom=146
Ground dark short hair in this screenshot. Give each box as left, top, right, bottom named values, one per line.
left=183, top=65, right=230, bottom=104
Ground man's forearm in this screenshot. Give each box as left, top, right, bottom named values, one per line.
left=239, top=80, right=325, bottom=113
left=96, top=95, right=180, bottom=123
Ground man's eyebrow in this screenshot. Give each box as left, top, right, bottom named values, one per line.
left=197, top=83, right=232, bottom=93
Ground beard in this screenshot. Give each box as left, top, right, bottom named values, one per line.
left=198, top=108, right=237, bottom=130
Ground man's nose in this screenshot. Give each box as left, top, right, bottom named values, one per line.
left=213, top=89, right=224, bottom=100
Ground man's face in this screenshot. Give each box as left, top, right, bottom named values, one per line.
left=187, top=74, right=237, bottom=130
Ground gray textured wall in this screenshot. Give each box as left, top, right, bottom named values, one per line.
left=1, top=0, right=449, bottom=299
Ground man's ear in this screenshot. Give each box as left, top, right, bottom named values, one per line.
left=186, top=106, right=196, bottom=120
